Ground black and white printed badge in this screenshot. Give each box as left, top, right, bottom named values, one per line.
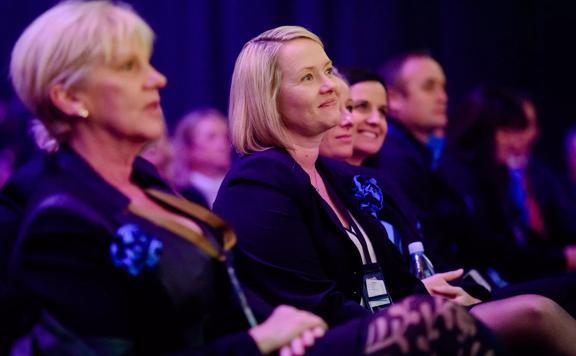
left=361, top=262, right=393, bottom=313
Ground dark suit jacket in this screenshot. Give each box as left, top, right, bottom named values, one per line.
left=0, top=146, right=260, bottom=355
left=373, top=120, right=474, bottom=273
left=213, top=148, right=427, bottom=327
left=377, top=120, right=574, bottom=282
left=442, top=152, right=575, bottom=282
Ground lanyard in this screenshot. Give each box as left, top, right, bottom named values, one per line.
left=128, top=188, right=256, bottom=327
left=130, top=189, right=235, bottom=261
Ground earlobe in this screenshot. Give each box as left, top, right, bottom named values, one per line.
left=49, top=84, right=88, bottom=118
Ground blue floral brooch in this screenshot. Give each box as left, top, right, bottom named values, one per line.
left=352, top=175, right=384, bottom=218
left=110, top=224, right=163, bottom=276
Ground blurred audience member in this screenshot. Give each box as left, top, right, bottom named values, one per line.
left=565, top=126, right=576, bottom=192
left=0, top=97, right=38, bottom=188
left=375, top=52, right=473, bottom=274
left=445, top=86, right=576, bottom=282
left=171, top=108, right=231, bottom=207
left=140, top=128, right=209, bottom=207
left=0, top=147, right=16, bottom=188
left=140, top=132, right=173, bottom=179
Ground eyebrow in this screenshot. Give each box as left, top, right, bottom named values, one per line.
left=300, top=60, right=333, bottom=71
left=353, top=100, right=369, bottom=106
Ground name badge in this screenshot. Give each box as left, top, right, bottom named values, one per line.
left=361, top=263, right=392, bottom=313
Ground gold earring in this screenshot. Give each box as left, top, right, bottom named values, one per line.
left=78, top=108, right=89, bottom=118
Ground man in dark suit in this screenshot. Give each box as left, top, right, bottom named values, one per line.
left=371, top=52, right=471, bottom=274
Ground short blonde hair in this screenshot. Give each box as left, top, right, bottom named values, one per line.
left=229, top=26, right=322, bottom=154
left=10, top=0, right=154, bottom=147
left=170, top=108, right=228, bottom=186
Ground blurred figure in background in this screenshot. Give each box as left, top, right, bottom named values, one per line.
left=565, top=126, right=576, bottom=194
left=376, top=52, right=473, bottom=275
left=0, top=97, right=38, bottom=188
left=0, top=147, right=16, bottom=189
left=171, top=108, right=231, bottom=208
left=140, top=127, right=209, bottom=207
left=445, top=85, right=576, bottom=282
left=139, top=130, right=173, bottom=179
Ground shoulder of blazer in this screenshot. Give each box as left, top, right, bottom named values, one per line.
left=224, top=148, right=311, bottom=193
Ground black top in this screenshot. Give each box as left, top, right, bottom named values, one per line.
left=213, top=148, right=427, bottom=327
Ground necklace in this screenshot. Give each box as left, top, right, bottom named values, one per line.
left=311, top=170, right=320, bottom=192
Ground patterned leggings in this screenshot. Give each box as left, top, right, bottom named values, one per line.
left=311, top=295, right=498, bottom=355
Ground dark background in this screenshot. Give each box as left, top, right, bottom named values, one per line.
left=1, top=0, right=575, bottom=173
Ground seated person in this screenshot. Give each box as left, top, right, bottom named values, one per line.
left=171, top=108, right=232, bottom=208
left=444, top=86, right=576, bottom=282
left=140, top=131, right=209, bottom=207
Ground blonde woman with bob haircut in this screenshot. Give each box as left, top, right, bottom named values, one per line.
left=229, top=26, right=323, bottom=154
left=215, top=25, right=498, bottom=355
left=10, top=0, right=156, bottom=150
left=0, top=3, right=366, bottom=355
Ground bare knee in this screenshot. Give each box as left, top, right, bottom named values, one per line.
left=512, top=294, right=562, bottom=329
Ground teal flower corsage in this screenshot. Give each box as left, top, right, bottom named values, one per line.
left=352, top=175, right=383, bottom=218
left=110, top=224, right=163, bottom=276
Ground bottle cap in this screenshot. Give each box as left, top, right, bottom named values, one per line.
left=408, top=241, right=424, bottom=254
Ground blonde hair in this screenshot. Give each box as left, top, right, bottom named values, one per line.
left=10, top=0, right=154, bottom=149
left=228, top=26, right=322, bottom=154
left=170, top=108, right=228, bottom=186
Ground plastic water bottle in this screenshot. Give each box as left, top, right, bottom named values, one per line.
left=408, top=241, right=435, bottom=280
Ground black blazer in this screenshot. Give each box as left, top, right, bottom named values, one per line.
left=375, top=120, right=491, bottom=273
left=213, top=148, right=427, bottom=327
left=442, top=153, right=575, bottom=282
left=1, top=146, right=260, bottom=355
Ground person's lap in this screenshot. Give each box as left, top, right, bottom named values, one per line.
left=309, top=295, right=498, bottom=355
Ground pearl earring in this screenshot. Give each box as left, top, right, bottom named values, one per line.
left=78, top=108, right=89, bottom=118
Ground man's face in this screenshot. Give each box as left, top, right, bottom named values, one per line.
left=390, top=57, right=448, bottom=137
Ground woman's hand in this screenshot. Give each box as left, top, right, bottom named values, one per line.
left=422, top=269, right=481, bottom=306
left=249, top=305, right=327, bottom=355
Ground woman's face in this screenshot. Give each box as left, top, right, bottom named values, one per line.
left=74, top=39, right=167, bottom=144
left=319, top=83, right=356, bottom=160
left=188, top=116, right=231, bottom=171
left=494, top=127, right=537, bottom=169
left=277, top=38, right=340, bottom=140
left=494, top=101, right=538, bottom=169
left=350, top=81, right=388, bottom=161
